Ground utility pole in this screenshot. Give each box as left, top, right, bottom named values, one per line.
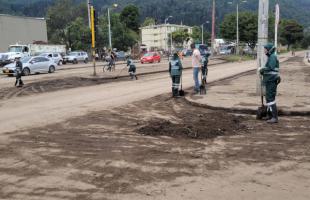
left=275, top=3, right=280, bottom=53
left=256, top=0, right=269, bottom=94
left=211, top=0, right=216, bottom=56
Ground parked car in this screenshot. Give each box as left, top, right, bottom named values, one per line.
left=242, top=46, right=256, bottom=55
left=140, top=52, right=161, bottom=64
left=39, top=52, right=63, bottom=65
left=63, top=51, right=88, bottom=64
left=2, top=56, right=56, bottom=76
left=219, top=46, right=233, bottom=55
left=115, top=51, right=127, bottom=61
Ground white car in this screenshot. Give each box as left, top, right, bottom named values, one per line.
left=39, top=53, right=63, bottom=65
left=63, top=51, right=88, bottom=64
left=2, top=56, right=56, bottom=76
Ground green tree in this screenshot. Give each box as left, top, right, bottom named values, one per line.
left=66, top=17, right=91, bottom=51
left=279, top=19, right=304, bottom=50
left=142, top=17, right=156, bottom=27
left=99, top=13, right=139, bottom=51
left=46, top=0, right=88, bottom=47
left=120, top=4, right=140, bottom=32
left=170, top=29, right=190, bottom=47
left=191, top=26, right=202, bottom=43
left=220, top=12, right=258, bottom=49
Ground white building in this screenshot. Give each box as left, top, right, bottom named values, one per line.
left=141, top=24, right=192, bottom=51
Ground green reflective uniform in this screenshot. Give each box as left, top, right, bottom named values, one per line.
left=169, top=57, right=183, bottom=97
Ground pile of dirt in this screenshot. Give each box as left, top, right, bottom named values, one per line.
left=137, top=112, right=247, bottom=139
left=0, top=76, right=128, bottom=100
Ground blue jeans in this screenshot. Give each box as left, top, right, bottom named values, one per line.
left=193, top=67, right=200, bottom=92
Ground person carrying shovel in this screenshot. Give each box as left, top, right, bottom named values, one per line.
left=200, top=52, right=211, bottom=94
left=259, top=43, right=281, bottom=123
left=127, top=57, right=138, bottom=80
left=169, top=52, right=183, bottom=97
left=15, top=57, right=24, bottom=87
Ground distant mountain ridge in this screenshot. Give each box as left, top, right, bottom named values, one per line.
left=1, top=0, right=309, bottom=28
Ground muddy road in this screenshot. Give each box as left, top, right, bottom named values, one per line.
left=0, top=95, right=309, bottom=200
left=0, top=52, right=309, bottom=199
left=0, top=56, right=260, bottom=133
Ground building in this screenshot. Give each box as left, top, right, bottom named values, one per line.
left=141, top=24, right=192, bottom=51
left=0, top=14, right=47, bottom=52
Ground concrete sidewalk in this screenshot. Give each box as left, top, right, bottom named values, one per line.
left=185, top=52, right=310, bottom=115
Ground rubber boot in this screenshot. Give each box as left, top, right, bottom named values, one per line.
left=267, top=104, right=278, bottom=123
left=172, top=88, right=179, bottom=97
left=265, top=107, right=272, bottom=120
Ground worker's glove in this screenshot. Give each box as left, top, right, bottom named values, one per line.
left=257, top=67, right=264, bottom=75
left=276, top=76, right=281, bottom=85
left=257, top=67, right=261, bottom=75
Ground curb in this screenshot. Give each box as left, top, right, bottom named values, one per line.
left=183, top=69, right=310, bottom=117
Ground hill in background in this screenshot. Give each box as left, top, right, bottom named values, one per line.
left=0, top=0, right=309, bottom=29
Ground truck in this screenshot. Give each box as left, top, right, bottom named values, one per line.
left=0, top=44, right=66, bottom=66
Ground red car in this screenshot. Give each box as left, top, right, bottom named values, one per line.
left=140, top=52, right=161, bottom=64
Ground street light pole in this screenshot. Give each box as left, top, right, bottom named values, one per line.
left=236, top=3, right=239, bottom=55
left=201, top=21, right=210, bottom=45
left=201, top=24, right=204, bottom=44
left=228, top=0, right=246, bottom=55
left=164, top=16, right=173, bottom=53
left=108, top=8, right=112, bottom=49
left=211, top=0, right=216, bottom=56
left=170, top=29, right=173, bottom=53
left=107, top=4, right=118, bottom=51
left=87, top=0, right=91, bottom=29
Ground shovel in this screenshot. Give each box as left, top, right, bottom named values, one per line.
left=199, top=71, right=207, bottom=95
left=256, top=76, right=267, bottom=120
left=179, top=75, right=185, bottom=96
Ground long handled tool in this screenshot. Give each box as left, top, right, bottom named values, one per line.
left=113, top=65, right=128, bottom=79
left=179, top=75, right=185, bottom=96
left=199, top=69, right=207, bottom=95
left=256, top=76, right=267, bottom=120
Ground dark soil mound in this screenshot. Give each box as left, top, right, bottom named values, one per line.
left=137, top=112, right=247, bottom=139
left=0, top=76, right=125, bottom=100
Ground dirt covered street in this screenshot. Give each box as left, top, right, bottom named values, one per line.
left=1, top=94, right=309, bottom=199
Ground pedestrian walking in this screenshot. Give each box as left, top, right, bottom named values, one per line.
left=127, top=57, right=138, bottom=80
left=169, top=52, right=183, bottom=97
left=14, top=57, right=24, bottom=87
left=191, top=43, right=201, bottom=93
left=259, top=43, right=281, bottom=123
